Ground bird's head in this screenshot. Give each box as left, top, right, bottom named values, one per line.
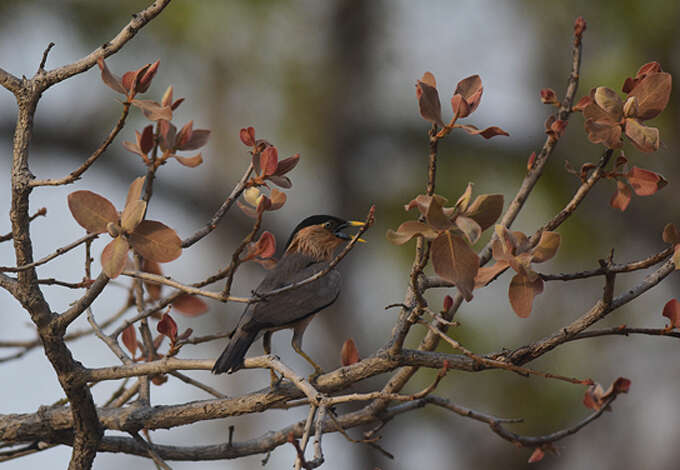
left=285, top=215, right=365, bottom=260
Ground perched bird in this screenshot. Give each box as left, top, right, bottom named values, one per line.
left=211, top=215, right=364, bottom=379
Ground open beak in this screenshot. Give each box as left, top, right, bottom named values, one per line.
left=335, top=220, right=366, bottom=242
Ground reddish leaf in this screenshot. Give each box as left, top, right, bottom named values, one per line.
left=623, top=62, right=663, bottom=94
left=627, top=72, right=672, bottom=120
left=129, top=220, right=182, bottom=263
left=142, top=258, right=163, bottom=300
left=120, top=199, right=147, bottom=232
left=131, top=100, right=172, bottom=121
left=548, top=119, right=568, bottom=139
left=508, top=273, right=543, bottom=318
left=416, top=72, right=444, bottom=127
left=139, top=125, right=154, bottom=154
left=455, top=216, right=482, bottom=245
left=68, top=191, right=119, bottom=233
left=431, top=231, right=479, bottom=301
left=125, top=177, right=146, bottom=209
left=174, top=153, right=203, bottom=168
left=172, top=294, right=209, bottom=317
left=176, top=121, right=193, bottom=149
left=453, top=74, right=483, bottom=117
left=268, top=175, right=292, bottom=188
left=340, top=338, right=360, bottom=366
left=443, top=295, right=454, bottom=312
left=386, top=221, right=438, bottom=245
left=260, top=146, right=279, bottom=176
left=275, top=154, right=300, bottom=176
left=610, top=181, right=632, bottom=211
left=626, top=166, right=667, bottom=196
left=602, top=377, right=631, bottom=399
left=157, top=312, right=178, bottom=341
left=573, top=16, right=587, bottom=39
left=255, top=231, right=277, bottom=259
left=540, top=88, right=558, bottom=104
left=159, top=120, right=177, bottom=151
left=426, top=195, right=452, bottom=230
left=101, top=236, right=130, bottom=278
left=136, top=59, right=160, bottom=93
left=96, top=57, right=126, bottom=94
left=240, top=127, right=256, bottom=146
left=457, top=124, right=509, bottom=139
left=122, top=324, right=138, bottom=357
left=528, top=448, right=545, bottom=464
left=662, top=299, right=680, bottom=328
left=181, top=129, right=211, bottom=151
left=527, top=151, right=537, bottom=170
left=572, top=95, right=592, bottom=112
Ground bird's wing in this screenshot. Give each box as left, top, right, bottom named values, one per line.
left=239, top=258, right=341, bottom=332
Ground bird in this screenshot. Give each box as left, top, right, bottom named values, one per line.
left=211, top=215, right=365, bottom=381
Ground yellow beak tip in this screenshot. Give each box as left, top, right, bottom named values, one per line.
left=348, top=220, right=365, bottom=227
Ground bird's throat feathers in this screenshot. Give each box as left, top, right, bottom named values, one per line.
left=285, top=225, right=343, bottom=261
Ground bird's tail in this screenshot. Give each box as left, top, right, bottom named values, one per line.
left=211, top=328, right=257, bottom=374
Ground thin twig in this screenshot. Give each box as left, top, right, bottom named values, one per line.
left=182, top=163, right=254, bottom=248
left=0, top=233, right=98, bottom=272
left=0, top=207, right=46, bottom=243
left=121, top=270, right=249, bottom=303
left=131, top=432, right=172, bottom=470
left=37, top=42, right=55, bottom=73
left=169, top=371, right=227, bottom=399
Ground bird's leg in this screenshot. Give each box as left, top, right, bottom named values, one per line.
left=291, top=329, right=323, bottom=382
left=262, top=331, right=281, bottom=387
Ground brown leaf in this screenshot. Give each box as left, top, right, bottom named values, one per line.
left=129, top=220, right=182, bottom=263
left=528, top=448, right=545, bottom=464
left=431, top=231, right=479, bottom=301
left=416, top=72, right=444, bottom=127
left=176, top=121, right=193, bottom=149
left=572, top=95, right=592, bottom=112
left=426, top=195, right=452, bottom=230
left=626, top=166, right=667, bottom=196
left=68, top=191, right=119, bottom=234
left=237, top=200, right=259, bottom=218
left=627, top=72, right=672, bottom=120
left=181, top=129, right=211, bottom=151
left=454, top=216, right=482, bottom=245
left=142, top=258, right=163, bottom=300
left=260, top=146, right=279, bottom=176
left=136, top=59, right=160, bottom=94
left=457, top=124, right=509, bottom=139
left=508, top=273, right=543, bottom=318
left=275, top=154, right=300, bottom=176
left=531, top=231, right=560, bottom=263
left=673, top=245, right=680, bottom=271
left=159, top=120, right=177, bottom=152
left=610, top=181, right=632, bottom=211
left=268, top=175, right=292, bottom=188
left=540, top=88, right=558, bottom=104
left=454, top=184, right=473, bottom=213
left=101, top=236, right=130, bottom=278
left=465, top=194, right=504, bottom=231
left=453, top=75, right=483, bottom=117
left=340, top=338, right=360, bottom=366
left=125, top=177, right=146, bottom=209
left=254, top=231, right=277, bottom=259
left=475, top=261, right=509, bottom=288
left=122, top=324, right=138, bottom=357
left=157, top=312, right=178, bottom=341
left=97, top=57, right=126, bottom=94
left=139, top=125, right=154, bottom=154
left=662, top=299, right=680, bottom=328
left=120, top=199, right=147, bottom=233
left=174, top=153, right=203, bottom=168
left=443, top=295, right=454, bottom=312
left=269, top=188, right=287, bottom=210
left=131, top=100, right=172, bottom=121
left=602, top=377, right=631, bottom=399
left=662, top=223, right=680, bottom=245
left=593, top=87, right=623, bottom=120
left=386, top=221, right=438, bottom=245
left=172, top=294, right=209, bottom=317
left=624, top=118, right=659, bottom=153
left=240, top=127, right=256, bottom=146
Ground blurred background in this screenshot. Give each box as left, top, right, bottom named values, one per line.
left=1, top=0, right=679, bottom=468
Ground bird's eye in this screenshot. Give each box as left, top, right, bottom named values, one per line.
left=322, top=221, right=332, bottom=230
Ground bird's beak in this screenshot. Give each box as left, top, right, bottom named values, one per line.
left=335, top=221, right=367, bottom=243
